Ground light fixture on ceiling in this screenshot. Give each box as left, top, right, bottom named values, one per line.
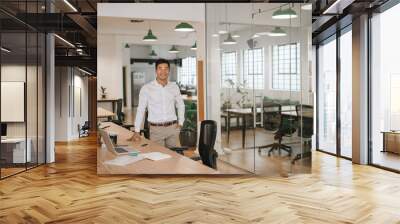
left=168, top=45, right=180, bottom=53
left=222, top=5, right=236, bottom=46
left=322, top=0, right=346, bottom=14
left=78, top=67, right=93, bottom=76
left=143, top=21, right=157, bottom=42
left=143, top=29, right=157, bottom=42
left=54, top=34, right=75, bottom=48
left=63, top=0, right=78, bottom=12
left=272, top=7, right=298, bottom=19
left=190, top=42, right=197, bottom=50
left=175, top=22, right=195, bottom=32
left=149, top=49, right=157, bottom=57
left=1, top=47, right=11, bottom=53
left=252, top=33, right=260, bottom=39
left=223, top=33, right=237, bottom=45
left=267, top=27, right=287, bottom=37
left=125, top=43, right=130, bottom=48
left=301, top=4, right=312, bottom=10
left=232, top=34, right=240, bottom=38
left=219, top=3, right=230, bottom=35
left=212, top=33, right=219, bottom=37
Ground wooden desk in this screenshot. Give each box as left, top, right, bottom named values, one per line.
left=97, top=122, right=218, bottom=175
left=97, top=107, right=116, bottom=119
left=226, top=108, right=262, bottom=148
left=382, top=131, right=400, bottom=154
left=97, top=98, right=119, bottom=112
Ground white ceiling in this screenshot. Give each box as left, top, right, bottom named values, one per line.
left=97, top=3, right=311, bottom=46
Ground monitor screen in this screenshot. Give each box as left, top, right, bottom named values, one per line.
left=1, top=123, right=7, bottom=137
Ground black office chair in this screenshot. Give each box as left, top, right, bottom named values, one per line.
left=292, top=105, right=313, bottom=164
left=170, top=120, right=218, bottom=169
left=140, top=110, right=150, bottom=139
left=78, top=121, right=90, bottom=138
left=111, top=99, right=134, bottom=130
left=263, top=103, right=282, bottom=131
left=258, top=110, right=297, bottom=156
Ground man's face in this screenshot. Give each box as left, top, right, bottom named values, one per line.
left=156, top=63, right=170, bottom=81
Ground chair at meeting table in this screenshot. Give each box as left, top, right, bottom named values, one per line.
left=111, top=98, right=135, bottom=130
left=258, top=108, right=297, bottom=157
left=291, top=104, right=313, bottom=164
left=169, top=120, right=218, bottom=169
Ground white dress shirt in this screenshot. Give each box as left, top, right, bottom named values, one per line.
left=134, top=80, right=185, bottom=132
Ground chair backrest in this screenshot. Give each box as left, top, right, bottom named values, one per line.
left=279, top=115, right=297, bottom=136
left=263, top=103, right=282, bottom=130
left=116, top=99, right=124, bottom=121
left=198, top=120, right=218, bottom=169
left=82, top=121, right=90, bottom=130
left=295, top=105, right=314, bottom=138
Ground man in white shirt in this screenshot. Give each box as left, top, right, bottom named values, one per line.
left=129, top=58, right=185, bottom=148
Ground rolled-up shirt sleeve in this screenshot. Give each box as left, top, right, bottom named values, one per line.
left=175, top=86, right=185, bottom=126
left=134, top=86, right=148, bottom=133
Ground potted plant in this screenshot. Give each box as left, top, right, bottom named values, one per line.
left=100, top=86, right=107, bottom=99
left=235, top=81, right=251, bottom=108
left=179, top=101, right=198, bottom=147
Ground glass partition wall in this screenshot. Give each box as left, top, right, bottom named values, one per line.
left=370, top=3, right=400, bottom=171
left=0, top=2, right=46, bottom=179
left=316, top=26, right=352, bottom=159
left=206, top=3, right=312, bottom=175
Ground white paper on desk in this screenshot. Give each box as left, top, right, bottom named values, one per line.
left=104, top=155, right=144, bottom=166
left=141, top=152, right=171, bottom=161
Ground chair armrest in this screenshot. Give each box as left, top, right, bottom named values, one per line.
left=190, top=156, right=201, bottom=161
left=170, top=146, right=190, bottom=155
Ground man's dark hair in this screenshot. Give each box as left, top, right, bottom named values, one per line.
left=155, top=58, right=170, bottom=70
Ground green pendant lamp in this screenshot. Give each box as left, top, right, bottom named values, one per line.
left=190, top=42, right=197, bottom=50
left=272, top=7, right=297, bottom=19
left=174, top=22, right=195, bottom=32
left=125, top=43, right=130, bottom=48
left=168, top=45, right=180, bottom=53
left=149, top=49, right=157, bottom=57
left=267, top=27, right=287, bottom=37
left=143, top=29, right=157, bottom=42
left=223, top=33, right=237, bottom=45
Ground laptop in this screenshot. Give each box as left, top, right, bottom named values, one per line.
left=99, top=129, right=130, bottom=155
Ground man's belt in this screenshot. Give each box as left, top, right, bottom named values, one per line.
left=149, top=120, right=177, bottom=127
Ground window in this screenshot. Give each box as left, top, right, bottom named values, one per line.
left=272, top=43, right=300, bottom=91
left=221, top=52, right=237, bottom=88
left=243, top=48, right=264, bottom=89
left=317, top=38, right=337, bottom=155
left=177, top=57, right=197, bottom=86
left=370, top=3, right=400, bottom=171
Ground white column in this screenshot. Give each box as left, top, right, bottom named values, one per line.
left=352, top=14, right=369, bottom=164
left=46, top=33, right=55, bottom=163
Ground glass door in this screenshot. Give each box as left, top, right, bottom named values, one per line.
left=205, top=3, right=313, bottom=176
left=206, top=3, right=256, bottom=173
left=253, top=3, right=312, bottom=175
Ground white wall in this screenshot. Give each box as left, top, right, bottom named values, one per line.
left=54, top=67, right=89, bottom=141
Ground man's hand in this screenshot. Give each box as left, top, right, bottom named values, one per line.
left=128, top=132, right=141, bottom=142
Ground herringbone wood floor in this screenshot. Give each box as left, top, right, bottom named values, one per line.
left=1, top=135, right=400, bottom=223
